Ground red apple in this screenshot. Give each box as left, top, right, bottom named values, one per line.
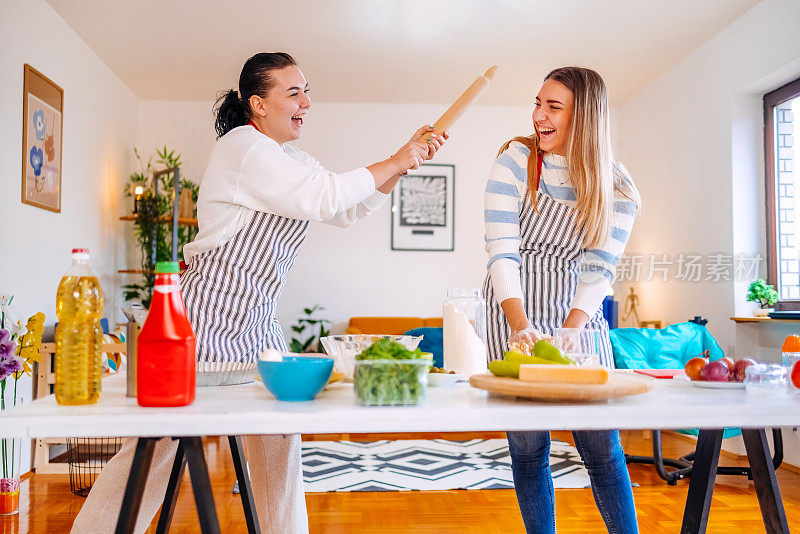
left=733, top=359, right=756, bottom=382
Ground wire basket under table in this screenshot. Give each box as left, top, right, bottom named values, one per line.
left=66, top=437, right=124, bottom=497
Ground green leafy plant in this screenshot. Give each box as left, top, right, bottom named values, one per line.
left=123, top=147, right=200, bottom=307
left=746, top=279, right=778, bottom=308
left=289, top=305, right=331, bottom=353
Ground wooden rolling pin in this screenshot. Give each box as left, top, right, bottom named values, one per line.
left=427, top=65, right=498, bottom=138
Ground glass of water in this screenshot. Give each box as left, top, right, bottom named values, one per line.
left=782, top=351, right=800, bottom=375
left=552, top=328, right=603, bottom=367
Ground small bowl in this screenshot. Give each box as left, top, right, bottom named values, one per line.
left=320, top=335, right=422, bottom=379
left=427, top=372, right=464, bottom=387
left=257, top=355, right=334, bottom=401
left=552, top=328, right=605, bottom=367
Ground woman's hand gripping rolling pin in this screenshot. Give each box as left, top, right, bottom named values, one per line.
left=377, top=125, right=448, bottom=193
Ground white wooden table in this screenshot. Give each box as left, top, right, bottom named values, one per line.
left=3, top=374, right=798, bottom=534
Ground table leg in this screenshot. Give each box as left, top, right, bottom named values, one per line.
left=156, top=439, right=187, bottom=534
left=741, top=429, right=790, bottom=534
left=228, top=436, right=262, bottom=534
left=182, top=436, right=221, bottom=534
left=680, top=429, right=723, bottom=534
left=114, top=437, right=157, bottom=534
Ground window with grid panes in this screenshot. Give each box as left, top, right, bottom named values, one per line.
left=765, top=77, right=800, bottom=299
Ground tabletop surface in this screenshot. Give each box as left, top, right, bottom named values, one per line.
left=3, top=374, right=800, bottom=439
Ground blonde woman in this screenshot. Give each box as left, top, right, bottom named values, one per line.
left=483, top=67, right=641, bottom=533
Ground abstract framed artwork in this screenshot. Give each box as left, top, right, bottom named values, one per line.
left=390, top=163, right=455, bottom=251
left=21, top=64, right=63, bottom=212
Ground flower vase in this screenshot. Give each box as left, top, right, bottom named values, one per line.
left=0, top=397, right=23, bottom=516
left=0, top=475, right=20, bottom=515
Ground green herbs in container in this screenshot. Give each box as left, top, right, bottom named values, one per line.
left=354, top=338, right=432, bottom=406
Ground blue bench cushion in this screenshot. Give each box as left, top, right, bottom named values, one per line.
left=610, top=322, right=724, bottom=370
left=404, top=327, right=444, bottom=368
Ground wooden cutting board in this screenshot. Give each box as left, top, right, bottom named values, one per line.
left=469, top=371, right=655, bottom=402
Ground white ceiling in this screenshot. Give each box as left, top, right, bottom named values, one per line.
left=46, top=0, right=759, bottom=106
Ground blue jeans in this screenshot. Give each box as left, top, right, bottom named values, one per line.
left=507, top=430, right=638, bottom=534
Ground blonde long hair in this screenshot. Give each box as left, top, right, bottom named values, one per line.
left=498, top=67, right=640, bottom=248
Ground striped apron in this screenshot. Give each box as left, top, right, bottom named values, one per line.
left=181, top=211, right=309, bottom=363
left=482, top=188, right=614, bottom=368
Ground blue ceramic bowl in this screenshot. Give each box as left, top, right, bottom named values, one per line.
left=257, top=355, right=334, bottom=401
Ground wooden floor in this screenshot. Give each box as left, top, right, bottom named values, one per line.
left=6, top=430, right=800, bottom=533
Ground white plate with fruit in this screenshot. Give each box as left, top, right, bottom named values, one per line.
left=691, top=380, right=745, bottom=389
left=683, top=354, right=755, bottom=389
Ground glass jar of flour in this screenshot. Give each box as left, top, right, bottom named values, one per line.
left=443, top=288, right=488, bottom=376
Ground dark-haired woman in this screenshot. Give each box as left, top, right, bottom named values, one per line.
left=483, top=67, right=640, bottom=533
left=72, top=52, right=446, bottom=534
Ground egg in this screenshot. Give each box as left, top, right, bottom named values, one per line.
left=259, top=348, right=283, bottom=362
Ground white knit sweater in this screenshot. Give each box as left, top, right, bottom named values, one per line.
left=184, top=125, right=386, bottom=262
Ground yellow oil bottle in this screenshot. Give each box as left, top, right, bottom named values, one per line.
left=55, top=248, right=103, bottom=405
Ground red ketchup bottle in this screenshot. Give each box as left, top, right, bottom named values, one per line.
left=137, top=261, right=196, bottom=407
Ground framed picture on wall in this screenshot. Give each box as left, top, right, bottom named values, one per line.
left=21, top=64, right=63, bottom=213
left=390, top=163, right=455, bottom=251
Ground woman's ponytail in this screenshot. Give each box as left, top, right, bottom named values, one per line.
left=214, top=90, right=249, bottom=139
left=213, top=52, right=298, bottom=139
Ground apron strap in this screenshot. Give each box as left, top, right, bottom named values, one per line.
left=535, top=154, right=543, bottom=191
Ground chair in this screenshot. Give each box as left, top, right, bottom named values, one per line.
left=610, top=321, right=783, bottom=484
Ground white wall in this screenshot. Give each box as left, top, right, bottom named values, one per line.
left=0, top=0, right=139, bottom=471
left=614, top=0, right=800, bottom=463
left=615, top=0, right=800, bottom=348
left=137, top=100, right=535, bottom=335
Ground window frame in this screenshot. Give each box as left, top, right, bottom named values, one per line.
left=764, top=76, right=800, bottom=292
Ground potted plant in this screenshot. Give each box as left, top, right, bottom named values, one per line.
left=123, top=147, right=199, bottom=307
left=746, top=279, right=778, bottom=317
left=289, top=305, right=331, bottom=353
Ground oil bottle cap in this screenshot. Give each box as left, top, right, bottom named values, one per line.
left=155, top=261, right=180, bottom=274
left=71, top=248, right=90, bottom=261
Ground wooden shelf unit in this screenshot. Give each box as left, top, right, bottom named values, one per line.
left=730, top=316, right=800, bottom=323
left=119, top=214, right=197, bottom=226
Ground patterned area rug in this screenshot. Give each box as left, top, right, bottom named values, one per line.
left=301, top=439, right=590, bottom=492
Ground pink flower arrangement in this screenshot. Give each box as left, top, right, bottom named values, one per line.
left=0, top=477, right=19, bottom=493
